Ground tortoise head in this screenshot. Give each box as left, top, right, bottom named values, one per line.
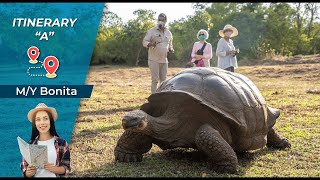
left=267, top=106, right=281, bottom=128
left=122, top=110, right=148, bottom=131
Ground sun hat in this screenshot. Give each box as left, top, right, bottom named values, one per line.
left=27, top=103, right=58, bottom=122
left=197, top=29, right=209, bottom=40
left=219, top=24, right=238, bottom=38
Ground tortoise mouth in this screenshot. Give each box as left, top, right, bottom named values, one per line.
left=122, top=118, right=147, bottom=130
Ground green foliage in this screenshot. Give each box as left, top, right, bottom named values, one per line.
left=122, top=9, right=156, bottom=66
left=263, top=3, right=296, bottom=56
left=226, top=3, right=267, bottom=61
left=91, top=8, right=155, bottom=66
left=93, top=3, right=320, bottom=66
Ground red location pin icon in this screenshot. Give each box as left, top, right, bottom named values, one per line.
left=43, top=56, right=59, bottom=78
left=27, top=46, right=40, bottom=64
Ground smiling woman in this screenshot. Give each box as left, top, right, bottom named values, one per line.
left=20, top=103, right=71, bottom=178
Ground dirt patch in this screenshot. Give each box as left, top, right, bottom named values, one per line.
left=245, top=64, right=320, bottom=81
left=261, top=54, right=320, bottom=65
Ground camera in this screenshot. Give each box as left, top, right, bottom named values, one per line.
left=232, top=49, right=240, bottom=57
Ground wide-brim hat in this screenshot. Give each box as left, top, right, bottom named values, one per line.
left=27, top=103, right=58, bottom=123
left=219, top=24, right=238, bottom=38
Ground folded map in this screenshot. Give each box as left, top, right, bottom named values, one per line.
left=17, top=136, right=48, bottom=169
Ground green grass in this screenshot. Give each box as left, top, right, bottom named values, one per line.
left=68, top=62, right=320, bottom=177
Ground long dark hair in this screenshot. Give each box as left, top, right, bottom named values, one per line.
left=30, top=110, right=59, bottom=142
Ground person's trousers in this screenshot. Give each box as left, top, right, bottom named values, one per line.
left=148, top=60, right=168, bottom=94
left=224, top=66, right=235, bottom=72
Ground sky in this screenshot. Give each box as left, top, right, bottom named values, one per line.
left=107, top=3, right=319, bottom=24
left=107, top=3, right=199, bottom=24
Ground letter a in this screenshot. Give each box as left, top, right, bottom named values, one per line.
left=39, top=32, right=48, bottom=41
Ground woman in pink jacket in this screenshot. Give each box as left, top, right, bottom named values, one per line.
left=190, top=29, right=213, bottom=67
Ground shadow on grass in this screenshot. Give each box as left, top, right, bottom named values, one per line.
left=70, top=146, right=287, bottom=177
left=161, top=147, right=280, bottom=176
left=77, top=105, right=141, bottom=117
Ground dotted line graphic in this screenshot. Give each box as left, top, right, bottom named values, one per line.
left=27, top=61, right=45, bottom=77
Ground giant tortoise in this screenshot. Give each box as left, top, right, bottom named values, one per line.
left=114, top=67, right=291, bottom=173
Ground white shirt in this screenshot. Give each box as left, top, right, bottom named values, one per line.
left=142, top=26, right=173, bottom=63
left=35, top=138, right=57, bottom=177
left=216, top=38, right=238, bottom=70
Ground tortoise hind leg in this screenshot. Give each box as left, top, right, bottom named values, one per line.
left=195, top=124, right=238, bottom=174
left=267, top=128, right=291, bottom=149
left=114, top=130, right=152, bottom=162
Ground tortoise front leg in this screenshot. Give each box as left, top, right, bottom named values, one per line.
left=195, top=124, right=238, bottom=174
left=267, top=128, right=291, bottom=149
left=114, top=130, right=152, bottom=162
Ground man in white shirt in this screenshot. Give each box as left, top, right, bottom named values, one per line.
left=143, top=13, right=174, bottom=94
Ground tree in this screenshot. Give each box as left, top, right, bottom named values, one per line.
left=263, top=3, right=298, bottom=56
left=230, top=3, right=267, bottom=60
left=91, top=4, right=125, bottom=65
left=310, top=22, right=320, bottom=54
left=305, top=3, right=319, bottom=38
left=122, top=9, right=156, bottom=66
left=100, top=3, right=123, bottom=28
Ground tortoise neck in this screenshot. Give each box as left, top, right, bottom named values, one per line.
left=138, top=114, right=156, bottom=136
left=142, top=114, right=174, bottom=137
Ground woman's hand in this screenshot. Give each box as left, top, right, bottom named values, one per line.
left=44, top=163, right=66, bottom=174
left=227, top=50, right=237, bottom=55
left=44, top=163, right=56, bottom=173
left=195, top=54, right=203, bottom=60
left=25, top=164, right=37, bottom=177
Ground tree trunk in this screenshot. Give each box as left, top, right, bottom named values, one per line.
left=295, top=3, right=303, bottom=35
left=306, top=3, right=317, bottom=38
left=312, top=29, right=320, bottom=54
left=135, top=45, right=142, bottom=66
left=295, top=3, right=304, bottom=54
